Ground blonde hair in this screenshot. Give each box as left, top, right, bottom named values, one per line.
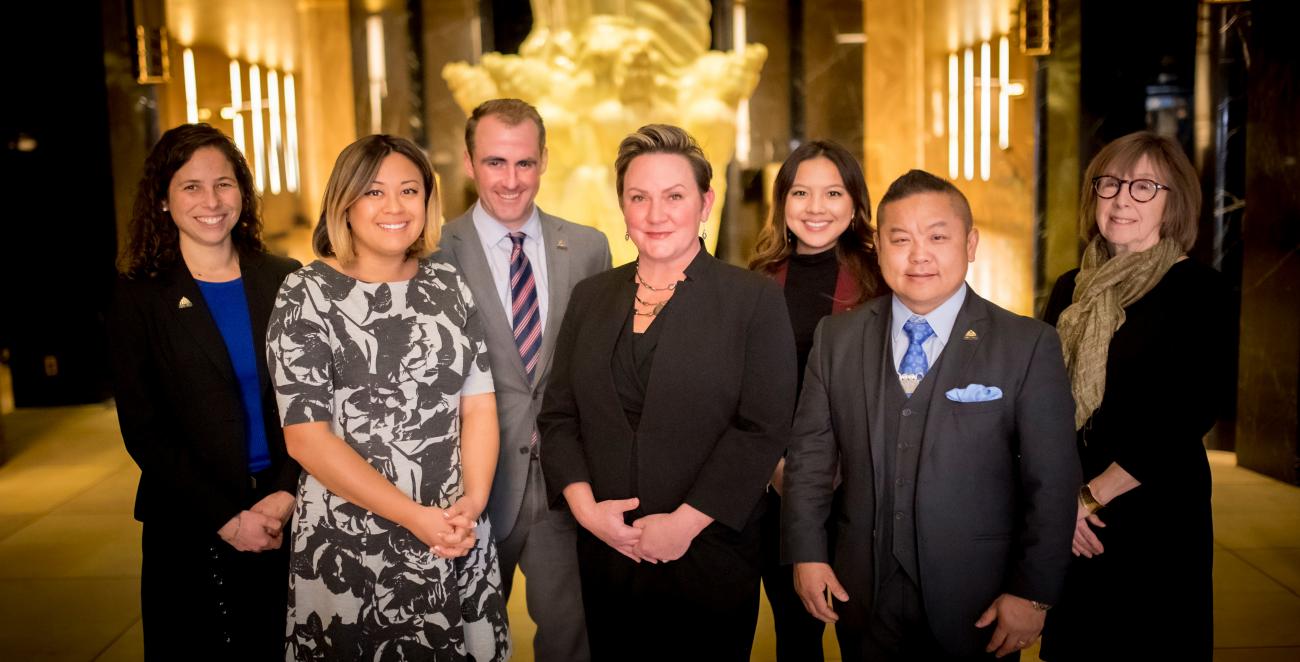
left=614, top=124, right=712, bottom=198
left=313, top=135, right=441, bottom=263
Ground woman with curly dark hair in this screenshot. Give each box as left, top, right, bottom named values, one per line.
left=748, top=140, right=885, bottom=661
left=108, top=123, right=301, bottom=659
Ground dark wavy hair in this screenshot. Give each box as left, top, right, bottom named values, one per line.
left=120, top=123, right=265, bottom=277
left=749, top=140, right=883, bottom=305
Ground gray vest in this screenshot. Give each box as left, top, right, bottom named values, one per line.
left=876, top=350, right=942, bottom=583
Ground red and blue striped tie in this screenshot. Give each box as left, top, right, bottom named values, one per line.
left=509, top=232, right=541, bottom=382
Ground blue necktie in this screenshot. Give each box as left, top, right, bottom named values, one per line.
left=900, top=317, right=935, bottom=396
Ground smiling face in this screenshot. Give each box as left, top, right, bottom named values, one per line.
left=1095, top=153, right=1168, bottom=255
left=463, top=114, right=547, bottom=230
left=875, top=191, right=978, bottom=315
left=786, top=157, right=854, bottom=255
left=166, top=146, right=242, bottom=252
left=621, top=152, right=715, bottom=266
left=346, top=153, right=427, bottom=262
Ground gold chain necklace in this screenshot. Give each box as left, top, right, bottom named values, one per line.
left=634, top=264, right=679, bottom=291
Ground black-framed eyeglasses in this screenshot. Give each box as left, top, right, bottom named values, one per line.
left=1092, top=176, right=1171, bottom=203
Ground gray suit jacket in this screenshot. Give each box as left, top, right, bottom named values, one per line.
left=781, top=289, right=1081, bottom=656
left=439, top=208, right=612, bottom=539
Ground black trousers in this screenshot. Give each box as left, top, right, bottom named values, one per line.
left=759, top=489, right=827, bottom=661
left=835, top=565, right=1012, bottom=662
left=577, top=512, right=763, bottom=662
left=140, top=475, right=290, bottom=661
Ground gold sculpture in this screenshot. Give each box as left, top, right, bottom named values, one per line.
left=443, top=0, right=767, bottom=264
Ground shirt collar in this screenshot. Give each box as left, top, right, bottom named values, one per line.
left=471, top=201, right=542, bottom=246
left=890, top=283, right=968, bottom=345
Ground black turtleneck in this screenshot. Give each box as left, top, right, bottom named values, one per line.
left=783, top=249, right=839, bottom=388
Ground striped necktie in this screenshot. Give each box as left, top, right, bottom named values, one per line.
left=509, top=232, right=542, bottom=382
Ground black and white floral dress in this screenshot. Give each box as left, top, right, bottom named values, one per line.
left=268, top=258, right=510, bottom=661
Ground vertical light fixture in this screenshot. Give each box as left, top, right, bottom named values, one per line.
left=284, top=73, right=300, bottom=193
left=366, top=15, right=386, bottom=135
left=963, top=47, right=974, bottom=181
left=250, top=64, right=266, bottom=192
left=999, top=36, right=1010, bottom=150
left=229, top=60, right=246, bottom=156
left=980, top=41, right=991, bottom=181
left=267, top=69, right=283, bottom=195
left=182, top=48, right=198, bottom=124
left=948, top=53, right=959, bottom=179
left=733, top=0, right=750, bottom=165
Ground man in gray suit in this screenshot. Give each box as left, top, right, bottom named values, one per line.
left=440, top=99, right=611, bottom=661
left=782, top=170, right=1080, bottom=661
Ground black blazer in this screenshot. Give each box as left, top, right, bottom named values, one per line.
left=539, top=248, right=797, bottom=532
left=782, top=290, right=1081, bottom=655
left=109, top=251, right=302, bottom=532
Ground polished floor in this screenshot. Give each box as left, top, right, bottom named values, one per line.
left=0, top=402, right=1297, bottom=660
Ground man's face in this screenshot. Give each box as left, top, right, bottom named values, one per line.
left=875, top=191, right=978, bottom=315
left=463, top=114, right=547, bottom=229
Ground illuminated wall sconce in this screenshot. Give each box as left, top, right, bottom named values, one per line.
left=267, top=70, right=283, bottom=195
left=998, top=37, right=1010, bottom=150
left=948, top=53, right=959, bottom=179
left=249, top=64, right=266, bottom=193
left=284, top=74, right=300, bottom=193
left=946, top=35, right=1021, bottom=181
left=366, top=15, right=386, bottom=136
left=182, top=48, right=198, bottom=124
left=228, top=60, right=246, bottom=156
left=963, top=48, right=974, bottom=181
left=980, top=41, right=991, bottom=181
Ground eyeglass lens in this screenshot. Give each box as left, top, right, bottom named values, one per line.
left=1094, top=176, right=1161, bottom=202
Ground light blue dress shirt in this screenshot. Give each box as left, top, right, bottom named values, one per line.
left=472, top=201, right=550, bottom=331
left=890, top=283, right=968, bottom=375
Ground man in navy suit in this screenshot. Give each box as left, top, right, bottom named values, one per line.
left=782, top=170, right=1080, bottom=660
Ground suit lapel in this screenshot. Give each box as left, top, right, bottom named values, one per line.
left=919, top=289, right=990, bottom=467
left=161, top=264, right=237, bottom=385
left=535, top=211, right=570, bottom=383
left=240, top=252, right=277, bottom=396
left=863, top=298, right=890, bottom=493
left=446, top=214, right=528, bottom=384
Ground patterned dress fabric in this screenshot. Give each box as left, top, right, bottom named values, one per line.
left=268, top=258, right=510, bottom=661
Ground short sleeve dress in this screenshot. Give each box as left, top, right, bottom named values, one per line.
left=267, top=257, right=510, bottom=661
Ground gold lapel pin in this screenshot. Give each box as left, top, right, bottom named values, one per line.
left=963, top=329, right=978, bottom=340
left=556, top=239, right=568, bottom=250
left=178, top=296, right=193, bottom=309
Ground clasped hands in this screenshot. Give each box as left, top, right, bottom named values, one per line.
left=409, top=494, right=483, bottom=560
left=218, top=490, right=295, bottom=552
left=577, top=498, right=712, bottom=564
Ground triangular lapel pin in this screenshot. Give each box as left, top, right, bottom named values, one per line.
left=962, top=329, right=978, bottom=340
left=178, top=296, right=193, bottom=309
left=556, top=239, right=568, bottom=250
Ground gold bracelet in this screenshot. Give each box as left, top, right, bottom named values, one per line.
left=1079, top=484, right=1103, bottom=514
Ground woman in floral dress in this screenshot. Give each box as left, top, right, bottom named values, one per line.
left=268, top=134, right=510, bottom=660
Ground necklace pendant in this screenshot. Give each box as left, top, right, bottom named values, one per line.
left=652, top=300, right=666, bottom=316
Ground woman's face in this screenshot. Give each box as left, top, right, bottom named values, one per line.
left=1095, top=153, right=1168, bottom=256
left=167, top=146, right=242, bottom=252
left=346, top=153, right=427, bottom=262
left=785, top=156, right=854, bottom=255
left=621, top=153, right=714, bottom=265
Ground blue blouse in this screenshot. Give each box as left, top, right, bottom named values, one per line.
left=196, top=278, right=271, bottom=472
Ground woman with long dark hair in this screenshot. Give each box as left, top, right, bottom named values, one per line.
left=108, top=123, right=301, bottom=658
left=748, top=140, right=885, bottom=661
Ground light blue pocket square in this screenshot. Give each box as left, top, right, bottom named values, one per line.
left=945, top=384, right=1003, bottom=402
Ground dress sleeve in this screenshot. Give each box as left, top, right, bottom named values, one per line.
left=266, top=271, right=335, bottom=425
left=457, top=272, right=494, bottom=397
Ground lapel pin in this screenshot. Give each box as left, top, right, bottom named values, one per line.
left=556, top=239, right=568, bottom=250
left=963, top=329, right=978, bottom=340
left=178, top=296, right=193, bottom=309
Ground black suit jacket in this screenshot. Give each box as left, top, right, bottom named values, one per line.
left=539, top=248, right=797, bottom=531
left=782, top=289, right=1080, bottom=655
left=109, top=251, right=302, bottom=532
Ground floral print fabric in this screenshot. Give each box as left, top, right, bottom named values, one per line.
left=268, top=258, right=510, bottom=661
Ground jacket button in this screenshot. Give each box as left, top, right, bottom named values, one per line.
left=519, top=446, right=530, bottom=455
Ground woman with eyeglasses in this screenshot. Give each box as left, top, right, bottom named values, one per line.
left=1038, top=131, right=1231, bottom=661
